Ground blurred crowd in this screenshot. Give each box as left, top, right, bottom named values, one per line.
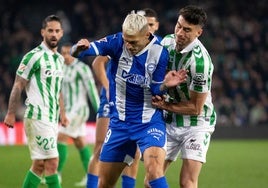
left=0, top=0, right=267, bottom=126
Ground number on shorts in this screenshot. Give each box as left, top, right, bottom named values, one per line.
left=36, top=136, right=56, bottom=150
left=104, top=129, right=112, bottom=143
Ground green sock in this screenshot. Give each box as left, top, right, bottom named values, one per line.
left=57, top=143, right=68, bottom=173
left=22, top=170, right=41, bottom=188
left=79, top=146, right=91, bottom=173
left=45, top=174, right=61, bottom=188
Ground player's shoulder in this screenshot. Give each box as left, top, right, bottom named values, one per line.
left=97, top=32, right=122, bottom=43
left=151, top=41, right=169, bottom=58
left=21, top=45, right=44, bottom=63
left=26, top=45, right=43, bottom=56
left=161, top=34, right=175, bottom=45
left=163, top=33, right=175, bottom=39
left=192, top=39, right=209, bottom=57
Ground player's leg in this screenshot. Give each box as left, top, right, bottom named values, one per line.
left=179, top=129, right=213, bottom=188
left=23, top=159, right=60, bottom=188
left=180, top=159, right=202, bottom=188
left=57, top=132, right=69, bottom=177
left=144, top=158, right=172, bottom=188
left=23, top=119, right=44, bottom=187
left=44, top=158, right=61, bottom=188
left=98, top=121, right=136, bottom=188
left=139, top=121, right=168, bottom=188
left=23, top=119, right=60, bottom=188
left=22, top=160, right=44, bottom=188
left=73, top=135, right=91, bottom=186
left=87, top=117, right=109, bottom=188
left=143, top=147, right=168, bottom=188
left=121, top=148, right=140, bottom=188
left=98, top=161, right=126, bottom=188
left=44, top=121, right=62, bottom=188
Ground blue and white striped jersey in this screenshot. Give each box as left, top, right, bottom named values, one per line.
left=78, top=33, right=169, bottom=124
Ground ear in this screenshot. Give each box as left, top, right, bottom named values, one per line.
left=196, top=28, right=203, bottom=37
left=146, top=31, right=151, bottom=38
left=155, top=21, right=159, bottom=30
left=41, top=29, right=44, bottom=38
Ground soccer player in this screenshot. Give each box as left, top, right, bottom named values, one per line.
left=57, top=43, right=100, bottom=186
left=4, top=15, right=67, bottom=188
left=71, top=12, right=187, bottom=188
left=152, top=5, right=217, bottom=188
left=87, top=8, right=163, bottom=188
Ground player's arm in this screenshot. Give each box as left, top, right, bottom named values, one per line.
left=152, top=91, right=207, bottom=115
left=59, top=92, right=69, bottom=127
left=4, top=75, right=28, bottom=128
left=71, top=38, right=90, bottom=57
left=92, top=56, right=109, bottom=92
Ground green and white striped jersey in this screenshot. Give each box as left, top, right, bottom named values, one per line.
left=17, top=42, right=64, bottom=123
left=61, top=59, right=100, bottom=119
left=161, top=34, right=216, bottom=127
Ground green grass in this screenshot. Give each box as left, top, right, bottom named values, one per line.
left=1, top=140, right=268, bottom=188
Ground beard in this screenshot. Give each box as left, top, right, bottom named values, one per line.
left=45, top=37, right=59, bottom=49
left=175, top=37, right=188, bottom=52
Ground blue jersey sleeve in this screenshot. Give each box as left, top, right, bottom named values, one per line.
left=150, top=47, right=169, bottom=96
left=78, top=33, right=122, bottom=59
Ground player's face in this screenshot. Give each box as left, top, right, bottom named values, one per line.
left=146, top=17, right=159, bottom=34
left=174, top=15, right=202, bottom=51
left=41, top=21, right=63, bottom=51
left=60, top=46, right=73, bottom=65
left=123, top=30, right=150, bottom=55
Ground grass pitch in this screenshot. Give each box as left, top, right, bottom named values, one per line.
left=0, top=139, right=267, bottom=188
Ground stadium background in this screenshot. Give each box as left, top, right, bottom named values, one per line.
left=0, top=0, right=267, bottom=143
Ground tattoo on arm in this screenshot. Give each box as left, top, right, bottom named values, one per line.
left=7, top=76, right=26, bottom=114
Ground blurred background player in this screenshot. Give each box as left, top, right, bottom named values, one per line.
left=57, top=43, right=100, bottom=186
left=4, top=15, right=68, bottom=188
left=87, top=8, right=162, bottom=188
left=137, top=8, right=162, bottom=41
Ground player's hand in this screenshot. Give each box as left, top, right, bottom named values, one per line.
left=4, top=113, right=16, bottom=128
left=76, top=39, right=90, bottom=50
left=60, top=114, right=69, bottom=127
left=164, top=69, right=188, bottom=88
left=152, top=95, right=166, bottom=109
left=71, top=39, right=90, bottom=57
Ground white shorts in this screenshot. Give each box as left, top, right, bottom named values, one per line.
left=166, top=123, right=215, bottom=163
left=24, top=118, right=59, bottom=160
left=58, top=111, right=87, bottom=138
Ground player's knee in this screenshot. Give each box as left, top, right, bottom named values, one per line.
left=146, top=164, right=164, bottom=180
left=180, top=177, right=197, bottom=188
left=45, top=158, right=59, bottom=174
left=32, top=160, right=45, bottom=175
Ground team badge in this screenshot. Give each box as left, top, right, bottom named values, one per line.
left=147, top=63, right=156, bottom=73
left=193, top=73, right=206, bottom=85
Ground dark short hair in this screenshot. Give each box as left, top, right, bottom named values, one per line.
left=60, top=42, right=73, bottom=48
left=143, top=8, right=158, bottom=20
left=137, top=8, right=159, bottom=21
left=59, top=42, right=73, bottom=51
left=42, top=14, right=62, bottom=29
left=179, top=5, right=207, bottom=27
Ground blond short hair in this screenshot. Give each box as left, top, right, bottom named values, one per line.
left=122, top=13, right=148, bottom=35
